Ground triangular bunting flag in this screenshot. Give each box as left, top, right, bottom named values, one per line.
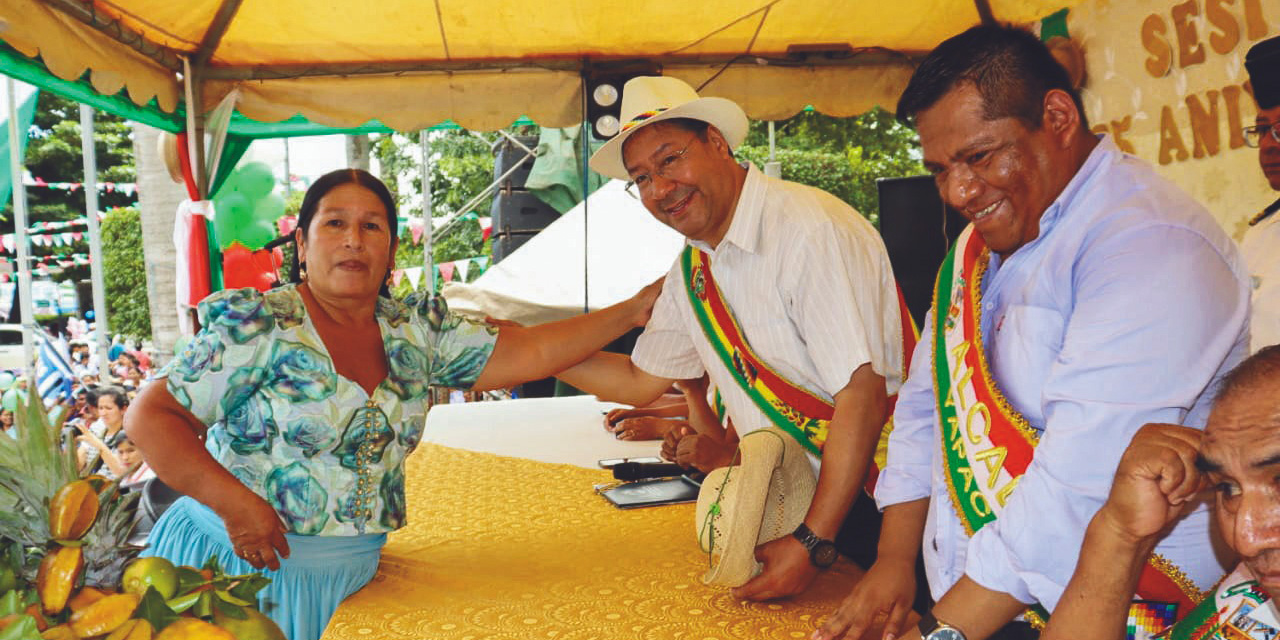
left=456, top=259, right=470, bottom=282
left=392, top=269, right=404, bottom=287
left=405, top=267, right=422, bottom=290
left=439, top=262, right=455, bottom=282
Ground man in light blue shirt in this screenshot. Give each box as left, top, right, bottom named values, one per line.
left=815, top=24, right=1248, bottom=640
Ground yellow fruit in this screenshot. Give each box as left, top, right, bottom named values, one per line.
left=68, top=593, right=138, bottom=637
left=154, top=618, right=236, bottom=640
left=48, top=481, right=99, bottom=541
left=68, top=586, right=109, bottom=613
left=106, top=619, right=154, bottom=640
left=36, top=546, right=84, bottom=615
left=40, top=623, right=78, bottom=640
left=122, top=557, right=179, bottom=599
left=212, top=606, right=287, bottom=640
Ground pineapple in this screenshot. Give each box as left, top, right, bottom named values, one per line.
left=0, top=388, right=140, bottom=586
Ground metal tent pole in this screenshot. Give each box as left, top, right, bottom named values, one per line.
left=79, top=105, right=110, bottom=369
left=6, top=78, right=35, bottom=369
left=420, top=131, right=433, bottom=293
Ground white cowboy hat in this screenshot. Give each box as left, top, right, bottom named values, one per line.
left=588, top=76, right=749, bottom=181
left=693, top=427, right=817, bottom=587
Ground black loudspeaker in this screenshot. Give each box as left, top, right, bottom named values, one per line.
left=493, top=136, right=539, bottom=188
left=491, top=190, right=560, bottom=234
left=876, top=175, right=968, bottom=329
left=491, top=231, right=538, bottom=264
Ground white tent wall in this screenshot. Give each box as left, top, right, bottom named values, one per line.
left=441, top=181, right=684, bottom=326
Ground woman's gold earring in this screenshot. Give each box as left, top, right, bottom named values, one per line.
left=299, top=264, right=308, bottom=281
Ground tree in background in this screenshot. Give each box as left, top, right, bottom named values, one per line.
left=10, top=93, right=137, bottom=326
left=99, top=207, right=148, bottom=337
left=738, top=107, right=923, bottom=225
left=366, top=112, right=918, bottom=295
left=373, top=129, right=509, bottom=296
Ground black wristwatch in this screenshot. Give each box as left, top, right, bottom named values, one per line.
left=918, top=611, right=967, bottom=640
left=791, top=522, right=838, bottom=568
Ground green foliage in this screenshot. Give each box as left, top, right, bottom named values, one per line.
left=374, top=129, right=522, bottom=293
left=100, top=207, right=150, bottom=338
left=738, top=107, right=924, bottom=224
left=9, top=93, right=136, bottom=289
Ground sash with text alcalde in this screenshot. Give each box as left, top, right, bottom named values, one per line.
left=681, top=246, right=916, bottom=493
left=933, top=225, right=1201, bottom=630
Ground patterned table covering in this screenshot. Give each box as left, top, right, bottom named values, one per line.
left=323, top=443, right=866, bottom=639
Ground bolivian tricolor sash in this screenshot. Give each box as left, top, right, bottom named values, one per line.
left=681, top=246, right=917, bottom=494
left=1159, top=565, right=1275, bottom=640
left=934, top=225, right=1201, bottom=632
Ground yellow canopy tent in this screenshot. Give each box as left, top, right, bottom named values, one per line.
left=0, top=0, right=1076, bottom=134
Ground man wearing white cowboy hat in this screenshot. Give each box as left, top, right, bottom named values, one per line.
left=558, top=75, right=910, bottom=601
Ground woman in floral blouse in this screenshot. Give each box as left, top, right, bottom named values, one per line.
left=126, top=169, right=658, bottom=640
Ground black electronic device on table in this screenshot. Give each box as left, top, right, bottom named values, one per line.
left=598, top=475, right=702, bottom=510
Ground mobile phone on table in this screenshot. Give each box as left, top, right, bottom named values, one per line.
left=597, top=456, right=664, bottom=469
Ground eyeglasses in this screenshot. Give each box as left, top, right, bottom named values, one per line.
left=624, top=138, right=696, bottom=199
left=1244, top=122, right=1280, bottom=148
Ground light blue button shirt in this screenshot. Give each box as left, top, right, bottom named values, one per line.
left=875, top=136, right=1248, bottom=610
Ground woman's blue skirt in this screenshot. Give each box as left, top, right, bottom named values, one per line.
left=142, top=497, right=386, bottom=640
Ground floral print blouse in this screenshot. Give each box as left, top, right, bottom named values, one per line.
left=164, top=285, right=497, bottom=536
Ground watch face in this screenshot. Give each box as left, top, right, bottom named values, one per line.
left=927, top=627, right=966, bottom=640
left=813, top=542, right=839, bottom=568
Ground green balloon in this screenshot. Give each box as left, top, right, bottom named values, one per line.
left=0, top=372, right=14, bottom=392
left=212, top=162, right=284, bottom=251
left=2, top=388, right=18, bottom=412
left=236, top=162, right=276, bottom=200
left=253, top=192, right=286, bottom=224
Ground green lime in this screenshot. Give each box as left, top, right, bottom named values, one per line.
left=122, top=557, right=179, bottom=599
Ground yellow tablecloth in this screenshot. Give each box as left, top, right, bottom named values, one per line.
left=324, top=444, right=866, bottom=639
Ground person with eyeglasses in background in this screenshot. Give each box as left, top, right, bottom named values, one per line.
left=1238, top=35, right=1280, bottom=353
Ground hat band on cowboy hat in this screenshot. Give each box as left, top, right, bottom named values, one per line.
left=588, top=76, right=749, bottom=182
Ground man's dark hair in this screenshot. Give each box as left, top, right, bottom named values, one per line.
left=1215, top=345, right=1280, bottom=408
left=896, top=24, right=1088, bottom=130
left=660, top=118, right=711, bottom=139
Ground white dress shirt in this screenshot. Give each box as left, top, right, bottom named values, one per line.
left=1240, top=198, right=1280, bottom=353
left=875, top=136, right=1248, bottom=610
left=632, top=163, right=903, bottom=469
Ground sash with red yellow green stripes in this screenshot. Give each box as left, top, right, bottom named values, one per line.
left=680, top=246, right=917, bottom=494
left=934, top=225, right=1202, bottom=633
